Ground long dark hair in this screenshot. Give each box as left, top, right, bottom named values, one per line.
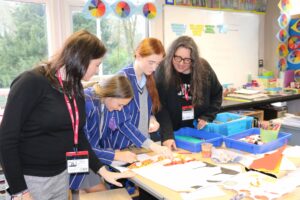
left=44, top=30, right=106, bottom=96
left=135, top=38, right=165, bottom=114
left=158, top=36, right=208, bottom=106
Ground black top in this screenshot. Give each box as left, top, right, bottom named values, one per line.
left=155, top=58, right=223, bottom=142
left=0, top=67, right=103, bottom=194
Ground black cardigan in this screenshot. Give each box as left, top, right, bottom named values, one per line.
left=155, top=58, right=223, bottom=142
left=0, top=67, right=103, bottom=194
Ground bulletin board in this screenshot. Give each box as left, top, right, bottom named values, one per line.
left=163, top=5, right=261, bottom=87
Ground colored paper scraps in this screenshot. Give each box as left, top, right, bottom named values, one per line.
left=224, top=168, right=300, bottom=200
left=127, top=154, right=196, bottom=169
left=249, top=145, right=286, bottom=173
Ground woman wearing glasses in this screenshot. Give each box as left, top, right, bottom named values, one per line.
left=155, top=36, right=223, bottom=150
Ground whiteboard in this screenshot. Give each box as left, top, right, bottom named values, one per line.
left=163, top=5, right=260, bottom=87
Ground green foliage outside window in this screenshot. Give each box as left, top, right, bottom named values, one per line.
left=73, top=12, right=146, bottom=75
left=0, top=2, right=47, bottom=88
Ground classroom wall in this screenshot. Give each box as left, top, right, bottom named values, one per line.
left=264, top=0, right=280, bottom=74
left=150, top=0, right=266, bottom=85
left=150, top=0, right=291, bottom=82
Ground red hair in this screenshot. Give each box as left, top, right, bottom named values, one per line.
left=135, top=38, right=165, bottom=114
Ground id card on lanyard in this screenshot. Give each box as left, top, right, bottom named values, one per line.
left=182, top=105, right=194, bottom=121
left=181, top=84, right=194, bottom=121
left=57, top=70, right=89, bottom=174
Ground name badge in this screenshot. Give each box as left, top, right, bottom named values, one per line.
left=182, top=105, right=194, bottom=121
left=66, top=151, right=89, bottom=174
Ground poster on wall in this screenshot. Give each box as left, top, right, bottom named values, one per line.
left=163, top=5, right=260, bottom=86
left=287, top=17, right=300, bottom=70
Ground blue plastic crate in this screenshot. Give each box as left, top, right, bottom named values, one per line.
left=174, top=127, right=223, bottom=152
left=223, top=128, right=292, bottom=154
left=201, top=112, right=254, bottom=136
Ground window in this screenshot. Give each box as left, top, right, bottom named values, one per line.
left=290, top=0, right=300, bottom=15
left=0, top=0, right=48, bottom=107
left=72, top=4, right=148, bottom=75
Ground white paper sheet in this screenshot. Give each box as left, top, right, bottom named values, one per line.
left=181, top=185, right=226, bottom=200
left=283, top=146, right=300, bottom=158
left=279, top=156, right=297, bottom=171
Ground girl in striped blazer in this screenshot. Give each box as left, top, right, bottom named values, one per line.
left=70, top=75, right=136, bottom=193
left=100, top=38, right=173, bottom=158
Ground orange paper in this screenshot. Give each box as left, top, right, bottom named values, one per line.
left=250, top=145, right=286, bottom=171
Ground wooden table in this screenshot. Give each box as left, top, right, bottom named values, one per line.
left=129, top=152, right=300, bottom=200
left=79, top=188, right=132, bottom=200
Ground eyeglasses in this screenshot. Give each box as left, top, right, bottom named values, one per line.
left=173, top=55, right=193, bottom=64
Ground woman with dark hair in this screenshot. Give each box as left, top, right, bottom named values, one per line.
left=0, top=30, right=134, bottom=200
left=70, top=75, right=135, bottom=194
left=155, top=36, right=223, bottom=150
left=99, top=38, right=173, bottom=161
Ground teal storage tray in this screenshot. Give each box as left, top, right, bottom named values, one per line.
left=174, top=127, right=223, bottom=152
left=224, top=128, right=291, bottom=154
left=197, top=112, right=254, bottom=136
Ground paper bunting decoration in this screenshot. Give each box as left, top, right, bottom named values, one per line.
left=82, top=1, right=161, bottom=19
left=113, top=1, right=132, bottom=18
left=277, top=43, right=289, bottom=57
left=295, top=69, right=300, bottom=82
left=89, top=0, right=106, bottom=17
left=288, top=36, right=300, bottom=50
left=277, top=13, right=290, bottom=29
left=143, top=2, right=157, bottom=19
left=290, top=19, right=300, bottom=35
left=278, top=0, right=291, bottom=13
left=276, top=29, right=289, bottom=43
left=83, top=0, right=111, bottom=19
left=278, top=58, right=287, bottom=71
left=171, top=23, right=187, bottom=36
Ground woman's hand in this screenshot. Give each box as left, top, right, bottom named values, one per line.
left=148, top=115, right=160, bottom=133
left=149, top=142, right=173, bottom=160
left=197, top=119, right=207, bottom=129
left=114, top=150, right=137, bottom=163
left=98, top=166, right=135, bottom=187
left=162, top=139, right=177, bottom=151
left=13, top=192, right=33, bottom=200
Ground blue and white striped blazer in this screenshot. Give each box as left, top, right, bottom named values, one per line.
left=99, top=65, right=152, bottom=150
left=70, top=65, right=152, bottom=189
left=69, top=87, right=115, bottom=190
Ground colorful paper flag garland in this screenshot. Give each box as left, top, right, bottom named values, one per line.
left=113, top=1, right=132, bottom=18
left=277, top=58, right=287, bottom=71
left=277, top=43, right=289, bottom=58
left=278, top=0, right=291, bottom=13
left=83, top=0, right=111, bottom=19
left=82, top=1, right=160, bottom=20
left=277, top=13, right=290, bottom=29
left=276, top=29, right=289, bottom=43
